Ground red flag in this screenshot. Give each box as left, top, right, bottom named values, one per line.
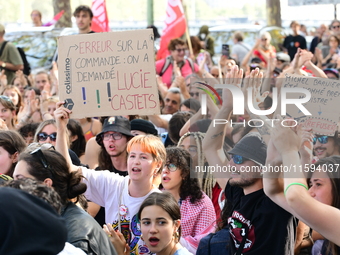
left=91, top=0, right=110, bottom=32
left=156, top=0, right=187, bottom=60
left=42, top=10, right=64, bottom=27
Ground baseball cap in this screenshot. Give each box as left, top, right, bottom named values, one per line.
left=276, top=52, right=291, bottom=63
left=130, top=119, right=158, bottom=136
left=228, top=132, right=267, bottom=166
left=323, top=68, right=339, bottom=79
left=96, top=116, right=133, bottom=146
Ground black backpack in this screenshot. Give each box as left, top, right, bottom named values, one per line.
left=0, top=41, right=31, bottom=76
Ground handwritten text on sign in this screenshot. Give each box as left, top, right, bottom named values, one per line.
left=58, top=30, right=160, bottom=118
left=283, top=74, right=340, bottom=135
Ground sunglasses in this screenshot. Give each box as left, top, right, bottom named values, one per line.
left=231, top=154, right=249, bottom=165
left=0, top=95, right=13, bottom=103
left=103, top=132, right=123, bottom=141
left=313, top=135, right=328, bottom=145
left=189, top=92, right=200, bottom=97
left=175, top=48, right=186, bottom=53
left=30, top=147, right=55, bottom=180
left=261, top=38, right=268, bottom=41
left=333, top=25, right=340, bottom=29
left=38, top=132, right=57, bottom=142
left=27, top=142, right=55, bottom=152
left=163, top=163, right=177, bottom=172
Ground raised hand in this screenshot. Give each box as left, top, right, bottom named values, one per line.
left=222, top=65, right=243, bottom=109
left=103, top=223, right=130, bottom=255
left=54, top=101, right=71, bottom=130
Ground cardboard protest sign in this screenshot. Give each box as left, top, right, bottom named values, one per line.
left=282, top=74, right=340, bottom=135
left=58, top=29, right=160, bottom=118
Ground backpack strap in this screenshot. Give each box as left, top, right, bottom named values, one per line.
left=0, top=41, right=8, bottom=58
left=186, top=57, right=195, bottom=72
left=159, top=56, right=172, bottom=76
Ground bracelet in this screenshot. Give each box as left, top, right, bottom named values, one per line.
left=284, top=182, right=308, bottom=196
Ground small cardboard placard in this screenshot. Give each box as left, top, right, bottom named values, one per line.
left=58, top=29, right=160, bottom=118
left=282, top=73, right=340, bottom=135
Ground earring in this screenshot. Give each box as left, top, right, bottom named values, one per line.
left=141, top=234, right=144, bottom=241
left=173, top=231, right=180, bottom=243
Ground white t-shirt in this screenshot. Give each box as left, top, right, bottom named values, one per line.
left=81, top=167, right=161, bottom=255
left=58, top=242, right=86, bottom=255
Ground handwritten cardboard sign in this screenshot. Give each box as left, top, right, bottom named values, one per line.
left=283, top=74, right=340, bottom=135
left=58, top=29, right=160, bottom=118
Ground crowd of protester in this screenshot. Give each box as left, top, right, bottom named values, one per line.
left=1, top=4, right=340, bottom=255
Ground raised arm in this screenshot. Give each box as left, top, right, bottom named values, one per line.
left=54, top=101, right=78, bottom=172
left=202, top=66, right=243, bottom=190
left=273, top=122, right=340, bottom=246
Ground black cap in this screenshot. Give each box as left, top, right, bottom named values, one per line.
left=130, top=119, right=158, bottom=136
left=96, top=116, right=133, bottom=146
left=228, top=132, right=267, bottom=166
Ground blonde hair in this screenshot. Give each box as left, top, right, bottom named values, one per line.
left=178, top=132, right=216, bottom=199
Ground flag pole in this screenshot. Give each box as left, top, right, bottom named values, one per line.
left=182, top=1, right=193, bottom=56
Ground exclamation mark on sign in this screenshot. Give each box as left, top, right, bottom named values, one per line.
left=96, top=90, right=100, bottom=108
left=107, top=82, right=111, bottom=101
left=82, top=87, right=86, bottom=104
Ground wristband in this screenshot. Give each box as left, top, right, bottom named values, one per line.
left=284, top=182, right=308, bottom=196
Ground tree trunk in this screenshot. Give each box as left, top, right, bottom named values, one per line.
left=266, top=0, right=281, bottom=27
left=52, top=0, right=72, bottom=28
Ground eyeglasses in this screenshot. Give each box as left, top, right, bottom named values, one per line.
left=163, top=163, right=177, bottom=172
left=175, top=48, right=186, bottom=53
left=188, top=146, right=197, bottom=154
left=333, top=25, right=340, bottom=29
left=38, top=132, right=57, bottom=142
left=231, top=154, right=249, bottom=165
left=103, top=132, right=123, bottom=141
left=313, top=135, right=328, bottom=145
left=189, top=92, right=200, bottom=97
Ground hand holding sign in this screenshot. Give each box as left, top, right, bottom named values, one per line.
left=58, top=30, right=159, bottom=118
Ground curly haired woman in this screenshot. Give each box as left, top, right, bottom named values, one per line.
left=161, top=146, right=216, bottom=254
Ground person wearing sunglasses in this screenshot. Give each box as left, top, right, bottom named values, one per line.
left=313, top=133, right=340, bottom=160
left=202, top=67, right=295, bottom=255
left=11, top=144, right=117, bottom=255
left=33, top=119, right=82, bottom=166
left=161, top=147, right=216, bottom=254
left=252, top=32, right=276, bottom=67
left=55, top=101, right=167, bottom=255
left=156, top=38, right=199, bottom=88
left=283, top=20, right=307, bottom=61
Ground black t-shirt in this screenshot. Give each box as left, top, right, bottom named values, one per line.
left=283, top=34, right=307, bottom=61
left=225, top=182, right=295, bottom=255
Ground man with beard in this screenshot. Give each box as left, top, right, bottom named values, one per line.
left=73, top=5, right=95, bottom=34
left=313, top=132, right=340, bottom=160
left=202, top=66, right=295, bottom=254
